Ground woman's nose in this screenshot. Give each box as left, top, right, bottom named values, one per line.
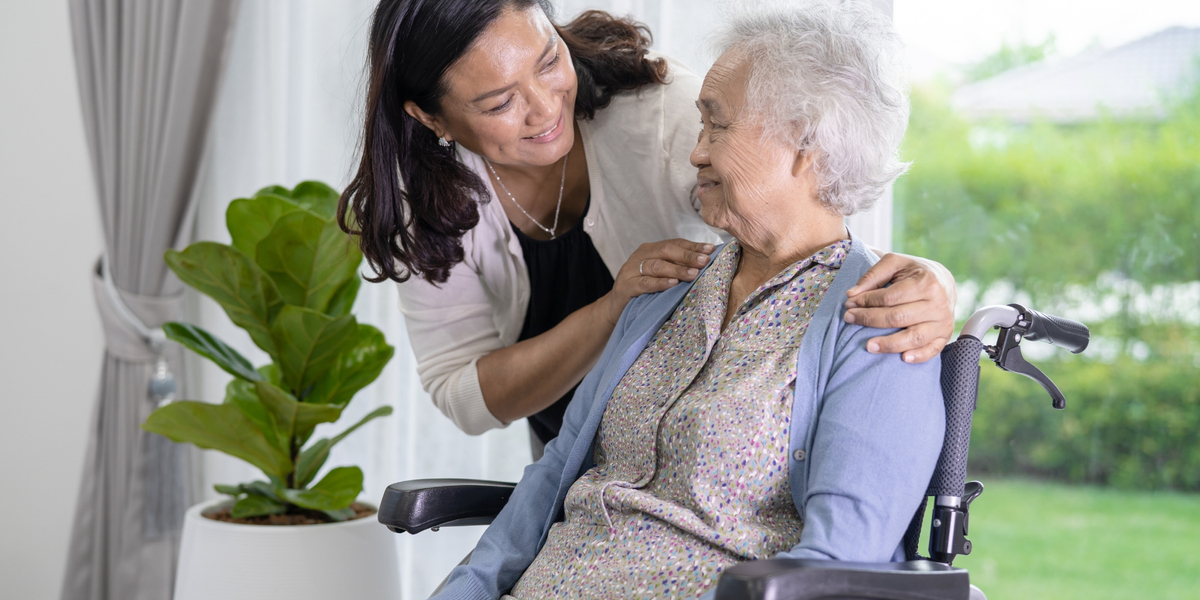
left=526, top=81, right=556, bottom=121
left=690, top=129, right=710, bottom=168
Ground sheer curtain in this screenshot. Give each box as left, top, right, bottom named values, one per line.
left=194, top=2, right=893, bottom=599
left=192, top=3, right=531, bottom=598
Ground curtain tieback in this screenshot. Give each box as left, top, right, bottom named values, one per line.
left=92, top=255, right=184, bottom=402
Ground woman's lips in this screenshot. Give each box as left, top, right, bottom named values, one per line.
left=697, top=175, right=720, bottom=193
left=524, top=112, right=564, bottom=144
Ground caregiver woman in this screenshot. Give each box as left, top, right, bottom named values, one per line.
left=339, top=0, right=956, bottom=451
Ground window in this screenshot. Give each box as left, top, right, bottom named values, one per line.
left=895, top=2, right=1200, bottom=597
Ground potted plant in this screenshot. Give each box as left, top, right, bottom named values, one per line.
left=143, top=181, right=400, bottom=599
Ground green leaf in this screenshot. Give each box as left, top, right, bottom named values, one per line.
left=289, top=181, right=342, bottom=221
left=305, top=324, right=394, bottom=406
left=293, top=439, right=332, bottom=490
left=293, top=405, right=393, bottom=488
left=164, top=243, right=283, bottom=357
left=142, top=401, right=292, bottom=479
left=213, top=480, right=284, bottom=502
left=254, top=185, right=291, bottom=198
left=255, top=211, right=362, bottom=314
left=231, top=494, right=287, bottom=519
left=332, top=406, right=393, bottom=444
left=254, top=380, right=343, bottom=443
left=242, top=480, right=284, bottom=502
left=224, top=379, right=286, bottom=454
left=258, top=363, right=281, bottom=385
left=251, top=181, right=340, bottom=221
left=324, top=275, right=361, bottom=318
left=165, top=322, right=262, bottom=383
left=269, top=306, right=358, bottom=394
left=226, top=195, right=302, bottom=259
left=213, top=483, right=242, bottom=496
left=280, top=466, right=362, bottom=511
left=321, top=507, right=356, bottom=522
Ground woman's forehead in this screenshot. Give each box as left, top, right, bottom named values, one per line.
left=699, top=51, right=751, bottom=114
left=444, top=6, right=556, bottom=101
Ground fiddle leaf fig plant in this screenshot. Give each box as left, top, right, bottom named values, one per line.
left=143, top=181, right=394, bottom=522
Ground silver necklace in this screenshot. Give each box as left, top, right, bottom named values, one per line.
left=485, top=154, right=568, bottom=240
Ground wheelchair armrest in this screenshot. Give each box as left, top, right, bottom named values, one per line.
left=378, top=478, right=516, bottom=534
left=714, top=559, right=970, bottom=600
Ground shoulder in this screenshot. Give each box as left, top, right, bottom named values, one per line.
left=801, top=238, right=877, bottom=337
left=806, top=238, right=942, bottom=379
left=618, top=242, right=727, bottom=331
left=836, top=238, right=881, bottom=287
left=825, top=242, right=943, bottom=397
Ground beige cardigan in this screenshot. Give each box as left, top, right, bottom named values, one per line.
left=396, top=55, right=724, bottom=434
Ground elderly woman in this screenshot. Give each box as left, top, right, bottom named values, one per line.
left=431, top=2, right=945, bottom=599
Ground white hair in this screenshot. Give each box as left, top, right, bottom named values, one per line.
left=713, top=0, right=911, bottom=215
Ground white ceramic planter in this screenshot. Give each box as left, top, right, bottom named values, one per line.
left=173, top=501, right=400, bottom=600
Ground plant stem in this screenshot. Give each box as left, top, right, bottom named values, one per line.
left=287, top=436, right=298, bottom=489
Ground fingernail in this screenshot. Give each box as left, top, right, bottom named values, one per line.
left=697, top=254, right=709, bottom=264
left=845, top=301, right=858, bottom=309
left=904, top=353, right=915, bottom=363
left=668, top=279, right=679, bottom=285
left=844, top=312, right=856, bottom=323
left=687, top=268, right=699, bottom=277
left=702, top=244, right=715, bottom=252
left=847, top=287, right=859, bottom=295
left=867, top=342, right=879, bottom=353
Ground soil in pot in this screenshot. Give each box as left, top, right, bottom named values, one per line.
left=202, top=502, right=376, bottom=526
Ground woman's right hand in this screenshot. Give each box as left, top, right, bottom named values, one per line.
left=599, top=239, right=716, bottom=325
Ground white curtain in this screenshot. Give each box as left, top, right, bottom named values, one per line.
left=193, top=2, right=893, bottom=599
left=191, top=3, right=531, bottom=598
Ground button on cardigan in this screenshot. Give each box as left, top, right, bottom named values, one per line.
left=395, top=53, right=725, bottom=435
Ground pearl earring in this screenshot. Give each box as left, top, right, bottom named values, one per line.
left=438, top=136, right=451, bottom=147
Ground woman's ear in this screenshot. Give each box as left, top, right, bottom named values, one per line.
left=791, top=147, right=816, bottom=178
left=403, top=101, right=449, bottom=141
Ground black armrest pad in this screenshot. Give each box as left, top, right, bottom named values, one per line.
left=378, top=478, right=517, bottom=534
left=715, top=559, right=970, bottom=600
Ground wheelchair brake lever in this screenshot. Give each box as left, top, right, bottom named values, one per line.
left=928, top=480, right=984, bottom=564
left=989, top=327, right=1067, bottom=409
left=960, top=481, right=983, bottom=536
left=962, top=480, right=983, bottom=507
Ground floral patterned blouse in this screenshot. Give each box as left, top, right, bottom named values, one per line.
left=507, top=239, right=851, bottom=600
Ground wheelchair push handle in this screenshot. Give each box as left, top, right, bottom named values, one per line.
left=919, top=303, right=1091, bottom=565
left=959, top=304, right=1090, bottom=353
left=1013, top=304, right=1090, bottom=354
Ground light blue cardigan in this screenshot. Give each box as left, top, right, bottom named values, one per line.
left=433, top=235, right=946, bottom=600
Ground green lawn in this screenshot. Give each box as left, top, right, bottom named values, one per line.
left=931, top=478, right=1200, bottom=600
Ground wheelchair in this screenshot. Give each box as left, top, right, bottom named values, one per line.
left=377, top=303, right=1090, bottom=600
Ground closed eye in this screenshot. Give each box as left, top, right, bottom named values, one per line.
left=487, top=96, right=514, bottom=114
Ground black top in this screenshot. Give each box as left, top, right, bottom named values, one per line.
left=512, top=202, right=615, bottom=445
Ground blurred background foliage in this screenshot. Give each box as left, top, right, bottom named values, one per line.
left=896, top=50, right=1200, bottom=491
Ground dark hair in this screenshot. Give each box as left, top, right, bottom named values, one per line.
left=339, top=0, right=668, bottom=284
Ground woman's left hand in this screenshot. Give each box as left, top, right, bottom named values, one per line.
left=843, top=252, right=957, bottom=364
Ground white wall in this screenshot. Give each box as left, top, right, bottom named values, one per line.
left=0, top=2, right=105, bottom=599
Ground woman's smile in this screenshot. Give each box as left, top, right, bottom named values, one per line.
left=524, top=111, right=565, bottom=144
left=696, top=171, right=720, bottom=194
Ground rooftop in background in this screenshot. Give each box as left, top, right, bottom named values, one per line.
left=952, top=26, right=1200, bottom=123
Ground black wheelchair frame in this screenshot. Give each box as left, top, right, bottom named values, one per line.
left=378, top=303, right=1090, bottom=600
